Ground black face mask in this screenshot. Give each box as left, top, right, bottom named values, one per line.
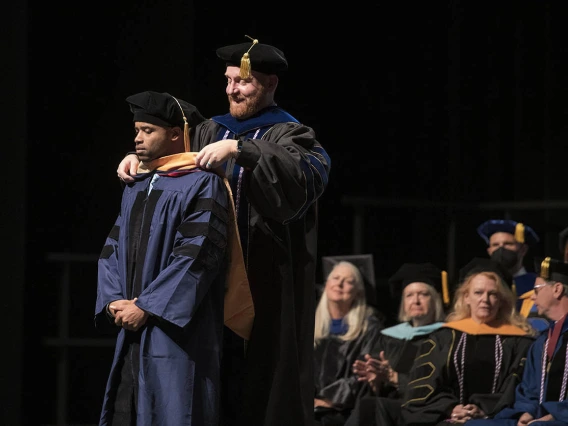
left=490, top=247, right=519, bottom=269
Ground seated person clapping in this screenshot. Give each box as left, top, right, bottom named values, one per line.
left=345, top=262, right=448, bottom=426
left=314, top=260, right=385, bottom=426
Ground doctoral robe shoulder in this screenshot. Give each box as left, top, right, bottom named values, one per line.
left=95, top=168, right=230, bottom=426
left=401, top=325, right=534, bottom=426
left=193, top=106, right=331, bottom=426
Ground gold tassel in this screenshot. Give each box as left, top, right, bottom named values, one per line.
left=441, top=270, right=450, bottom=306
left=183, top=118, right=190, bottom=153
left=511, top=281, right=517, bottom=299
left=519, top=295, right=534, bottom=318
left=515, top=223, right=525, bottom=244
left=240, top=52, right=251, bottom=79
left=170, top=95, right=190, bottom=152
left=239, top=35, right=258, bottom=79
left=541, top=256, right=551, bottom=279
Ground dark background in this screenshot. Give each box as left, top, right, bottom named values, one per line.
left=5, top=1, right=568, bottom=424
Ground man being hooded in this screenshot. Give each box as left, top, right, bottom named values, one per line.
left=95, top=91, right=251, bottom=426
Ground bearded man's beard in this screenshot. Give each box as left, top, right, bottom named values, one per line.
left=228, top=91, right=266, bottom=120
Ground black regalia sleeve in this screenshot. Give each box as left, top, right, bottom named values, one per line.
left=393, top=335, right=430, bottom=396
left=401, top=328, right=457, bottom=426
left=371, top=334, right=409, bottom=398
left=314, top=316, right=384, bottom=411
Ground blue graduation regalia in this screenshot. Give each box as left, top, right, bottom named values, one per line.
left=95, top=154, right=231, bottom=426
left=468, top=318, right=568, bottom=426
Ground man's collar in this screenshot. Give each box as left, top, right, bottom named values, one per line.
left=211, top=106, right=298, bottom=135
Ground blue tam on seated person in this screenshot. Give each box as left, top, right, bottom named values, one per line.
left=477, top=219, right=548, bottom=332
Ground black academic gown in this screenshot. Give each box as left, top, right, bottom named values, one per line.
left=401, top=319, right=534, bottom=426
left=344, top=321, right=445, bottom=426
left=314, top=315, right=385, bottom=426
left=193, top=106, right=331, bottom=426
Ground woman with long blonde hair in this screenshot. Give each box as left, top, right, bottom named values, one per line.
left=314, top=260, right=384, bottom=426
left=448, top=270, right=533, bottom=334
left=402, top=258, right=536, bottom=426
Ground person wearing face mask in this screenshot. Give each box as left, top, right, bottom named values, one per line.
left=477, top=219, right=549, bottom=332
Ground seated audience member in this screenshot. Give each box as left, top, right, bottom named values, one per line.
left=467, top=257, right=568, bottom=426
left=401, top=258, right=536, bottom=426
left=314, top=260, right=385, bottom=426
left=344, top=262, right=448, bottom=426
left=477, top=219, right=549, bottom=332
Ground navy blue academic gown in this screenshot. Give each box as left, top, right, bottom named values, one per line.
left=468, top=319, right=568, bottom=426
left=95, top=156, right=230, bottom=426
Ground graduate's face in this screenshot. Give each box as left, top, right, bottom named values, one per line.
left=403, top=282, right=434, bottom=322
left=464, top=274, right=500, bottom=323
left=225, top=66, right=276, bottom=120
left=325, top=263, right=359, bottom=306
left=133, top=122, right=180, bottom=162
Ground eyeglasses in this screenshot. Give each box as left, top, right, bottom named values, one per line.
left=533, top=281, right=554, bottom=295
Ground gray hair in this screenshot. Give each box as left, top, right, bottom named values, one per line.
left=397, top=283, right=445, bottom=323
